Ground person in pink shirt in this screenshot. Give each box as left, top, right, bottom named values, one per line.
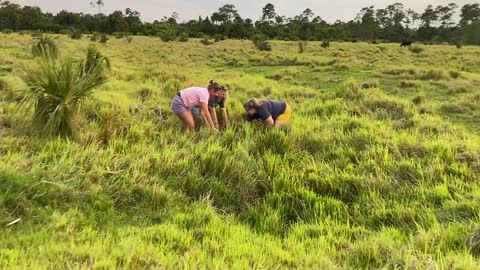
left=171, top=80, right=220, bottom=131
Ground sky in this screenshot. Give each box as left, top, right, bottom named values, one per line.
left=11, top=0, right=477, bottom=23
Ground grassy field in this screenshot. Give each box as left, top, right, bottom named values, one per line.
left=1, top=34, right=480, bottom=269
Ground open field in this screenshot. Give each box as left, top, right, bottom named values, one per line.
left=1, top=34, right=480, bottom=269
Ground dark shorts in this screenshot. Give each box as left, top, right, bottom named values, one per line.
left=171, top=94, right=188, bottom=115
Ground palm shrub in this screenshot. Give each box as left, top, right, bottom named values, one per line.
left=99, top=34, right=109, bottom=43
left=298, top=40, right=307, bottom=53
left=69, top=28, right=82, bottom=39
left=31, top=35, right=59, bottom=58
left=21, top=47, right=110, bottom=137
left=252, top=34, right=272, bottom=51
left=90, top=32, right=100, bottom=42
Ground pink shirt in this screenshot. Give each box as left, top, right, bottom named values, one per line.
left=179, top=87, right=210, bottom=109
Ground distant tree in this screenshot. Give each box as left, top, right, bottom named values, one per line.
left=262, top=3, right=276, bottom=22
left=459, top=3, right=480, bottom=26
left=90, top=0, right=104, bottom=14
left=436, top=3, right=458, bottom=29
left=356, top=6, right=378, bottom=40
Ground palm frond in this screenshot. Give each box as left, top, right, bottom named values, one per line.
left=21, top=47, right=109, bottom=137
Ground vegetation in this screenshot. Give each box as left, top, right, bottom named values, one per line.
left=20, top=46, right=109, bottom=137
left=1, top=2, right=480, bottom=44
left=0, top=30, right=479, bottom=268
left=178, top=32, right=189, bottom=42
left=31, top=35, right=58, bottom=58
left=252, top=34, right=272, bottom=51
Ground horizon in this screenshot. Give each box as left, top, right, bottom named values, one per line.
left=9, top=0, right=477, bottom=23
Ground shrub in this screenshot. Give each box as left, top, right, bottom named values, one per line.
left=31, top=30, right=43, bottom=38
left=408, top=46, right=424, bottom=54
left=400, top=81, right=416, bottom=88
left=178, top=33, right=189, bottom=42
left=252, top=34, right=272, bottom=51
left=2, top=29, right=13, bottom=34
left=90, top=32, right=100, bottom=42
left=214, top=34, right=224, bottom=42
left=412, top=95, right=423, bottom=105
left=31, top=35, right=59, bottom=59
left=200, top=38, right=213, bottom=46
left=69, top=28, right=82, bottom=39
left=298, top=41, right=307, bottom=53
left=321, top=40, right=330, bottom=48
left=113, top=32, right=125, bottom=39
left=20, top=47, right=110, bottom=137
left=99, top=34, right=109, bottom=43
left=468, top=229, right=480, bottom=257
left=449, top=70, right=462, bottom=79
left=159, top=30, right=176, bottom=42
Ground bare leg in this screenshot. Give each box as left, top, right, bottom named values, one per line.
left=274, top=120, right=289, bottom=128
left=176, top=111, right=195, bottom=132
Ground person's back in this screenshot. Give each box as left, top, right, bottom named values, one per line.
left=179, top=87, right=209, bottom=109
left=247, top=100, right=286, bottom=122
left=244, top=98, right=291, bottom=128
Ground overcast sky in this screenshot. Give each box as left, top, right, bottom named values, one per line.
left=11, top=0, right=477, bottom=23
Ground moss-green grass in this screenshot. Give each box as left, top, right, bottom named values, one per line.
left=1, top=34, right=479, bottom=269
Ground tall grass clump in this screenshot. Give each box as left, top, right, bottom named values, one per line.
left=409, top=46, right=424, bottom=54
left=298, top=41, right=307, bottom=53
left=31, top=35, right=58, bottom=58
left=99, top=34, right=109, bottom=43
left=252, top=34, right=272, bottom=51
left=69, top=28, right=82, bottom=40
left=20, top=47, right=109, bottom=137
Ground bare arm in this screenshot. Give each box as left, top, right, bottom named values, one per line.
left=200, top=102, right=217, bottom=129
left=221, top=108, right=229, bottom=128
left=263, top=116, right=274, bottom=128
left=209, top=107, right=219, bottom=129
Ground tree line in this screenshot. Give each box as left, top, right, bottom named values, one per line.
left=1, top=1, right=479, bottom=44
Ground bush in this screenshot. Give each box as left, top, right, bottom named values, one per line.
left=99, top=34, right=109, bottom=43
left=214, top=34, right=224, bottom=42
left=31, top=35, right=59, bottom=58
left=69, top=28, right=82, bottom=40
left=400, top=81, right=416, bottom=88
left=321, top=40, right=330, bottom=48
left=449, top=70, right=462, bottom=79
left=298, top=41, right=307, bottom=53
left=178, top=33, right=189, bottom=42
left=408, top=46, right=424, bottom=54
left=113, top=32, right=129, bottom=39
left=159, top=31, right=176, bottom=42
left=412, top=95, right=423, bottom=105
left=200, top=38, right=213, bottom=46
left=20, top=47, right=110, bottom=137
left=2, top=29, right=13, bottom=34
left=90, top=32, right=100, bottom=42
left=252, top=34, right=272, bottom=51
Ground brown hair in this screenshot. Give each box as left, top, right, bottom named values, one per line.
left=208, top=80, right=222, bottom=91
left=243, top=98, right=266, bottom=110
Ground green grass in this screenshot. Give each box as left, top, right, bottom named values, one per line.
left=1, top=33, right=480, bottom=269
